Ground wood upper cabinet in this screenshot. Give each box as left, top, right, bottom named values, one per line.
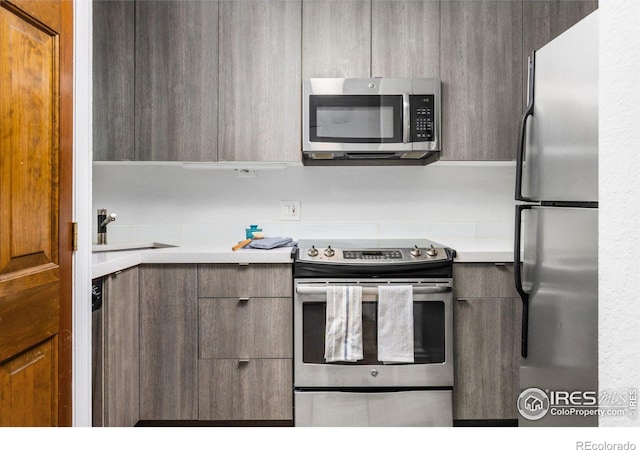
left=135, top=0, right=219, bottom=161
left=218, top=0, right=301, bottom=162
left=440, top=1, right=523, bottom=161
left=93, top=0, right=135, bottom=161
left=371, top=0, right=441, bottom=78
left=139, top=264, right=198, bottom=420
left=452, top=263, right=521, bottom=422
left=303, top=0, right=441, bottom=79
left=302, top=0, right=371, bottom=78
left=94, top=0, right=219, bottom=162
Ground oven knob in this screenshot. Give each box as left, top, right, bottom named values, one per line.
left=307, top=245, right=318, bottom=257
left=370, top=369, right=378, bottom=377
left=426, top=245, right=438, bottom=257
left=324, top=246, right=335, bottom=257
left=410, top=245, right=421, bottom=257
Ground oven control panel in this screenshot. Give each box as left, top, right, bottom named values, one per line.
left=298, top=246, right=451, bottom=264
left=343, top=250, right=403, bottom=260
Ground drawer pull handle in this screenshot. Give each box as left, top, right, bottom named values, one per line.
left=238, top=359, right=250, bottom=364
left=238, top=297, right=250, bottom=302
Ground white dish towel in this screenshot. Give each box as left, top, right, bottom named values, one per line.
left=377, top=285, right=415, bottom=363
left=324, top=286, right=363, bottom=362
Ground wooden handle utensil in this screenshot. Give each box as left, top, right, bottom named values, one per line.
left=232, top=238, right=252, bottom=251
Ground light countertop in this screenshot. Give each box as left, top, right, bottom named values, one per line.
left=92, top=238, right=513, bottom=279
left=92, top=243, right=295, bottom=279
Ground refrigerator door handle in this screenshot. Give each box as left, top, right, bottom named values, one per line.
left=515, top=52, right=536, bottom=202
left=514, top=204, right=532, bottom=358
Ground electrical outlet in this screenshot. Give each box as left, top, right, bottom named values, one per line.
left=280, top=200, right=301, bottom=221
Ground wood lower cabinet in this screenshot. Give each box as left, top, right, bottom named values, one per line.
left=139, top=264, right=198, bottom=420
left=199, top=297, right=292, bottom=360
left=453, top=263, right=521, bottom=422
left=197, top=263, right=293, bottom=422
left=199, top=359, right=292, bottom=421
left=94, top=267, right=140, bottom=427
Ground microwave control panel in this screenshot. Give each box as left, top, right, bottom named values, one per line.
left=410, top=95, right=435, bottom=142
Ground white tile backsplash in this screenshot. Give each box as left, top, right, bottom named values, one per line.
left=93, top=164, right=516, bottom=245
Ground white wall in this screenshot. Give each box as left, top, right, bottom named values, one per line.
left=92, top=163, right=516, bottom=246
left=599, top=0, right=640, bottom=426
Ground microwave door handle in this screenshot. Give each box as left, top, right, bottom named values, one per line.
left=402, top=93, right=410, bottom=143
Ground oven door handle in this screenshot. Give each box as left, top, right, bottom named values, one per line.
left=295, top=285, right=452, bottom=296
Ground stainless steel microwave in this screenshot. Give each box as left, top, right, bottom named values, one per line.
left=302, top=78, right=441, bottom=165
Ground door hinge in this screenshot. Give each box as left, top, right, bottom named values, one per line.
left=72, top=222, right=78, bottom=252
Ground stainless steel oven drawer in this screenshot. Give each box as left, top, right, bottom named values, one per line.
left=294, top=390, right=452, bottom=427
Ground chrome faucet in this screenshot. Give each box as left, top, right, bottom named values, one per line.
left=97, top=209, right=116, bottom=245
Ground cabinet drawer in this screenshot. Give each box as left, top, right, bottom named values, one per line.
left=453, top=263, right=518, bottom=298
left=198, top=264, right=292, bottom=298
left=198, top=359, right=293, bottom=420
left=199, top=297, right=292, bottom=359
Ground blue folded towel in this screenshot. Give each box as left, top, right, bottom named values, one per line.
left=246, top=237, right=296, bottom=250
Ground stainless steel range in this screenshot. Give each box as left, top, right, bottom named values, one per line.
left=293, top=239, right=455, bottom=427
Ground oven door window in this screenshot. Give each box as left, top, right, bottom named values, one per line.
left=302, top=301, right=445, bottom=364
left=309, top=95, right=403, bottom=143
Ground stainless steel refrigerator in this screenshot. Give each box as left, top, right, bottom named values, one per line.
left=514, top=11, right=598, bottom=427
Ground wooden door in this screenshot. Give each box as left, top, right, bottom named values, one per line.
left=0, top=0, right=73, bottom=426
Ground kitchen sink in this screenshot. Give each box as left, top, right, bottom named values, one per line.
left=92, top=242, right=177, bottom=253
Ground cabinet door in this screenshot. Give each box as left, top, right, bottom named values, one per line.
left=199, top=297, right=292, bottom=359
left=453, top=263, right=521, bottom=421
left=135, top=0, right=219, bottom=161
left=93, top=0, right=135, bottom=161
left=440, top=1, right=523, bottom=161
left=218, top=0, right=301, bottom=162
left=139, top=265, right=198, bottom=420
left=302, top=0, right=371, bottom=78
left=454, top=296, right=521, bottom=420
left=371, top=0, right=440, bottom=78
left=103, top=267, right=139, bottom=427
left=199, top=359, right=293, bottom=420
